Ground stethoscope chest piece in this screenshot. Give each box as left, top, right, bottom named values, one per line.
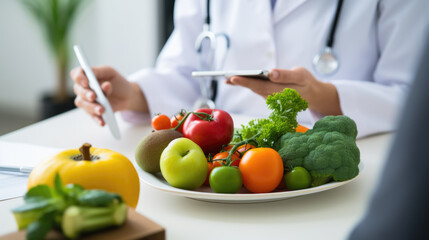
left=313, top=0, right=344, bottom=76
left=313, top=47, right=339, bottom=76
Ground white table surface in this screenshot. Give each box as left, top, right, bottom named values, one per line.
left=0, top=109, right=393, bottom=240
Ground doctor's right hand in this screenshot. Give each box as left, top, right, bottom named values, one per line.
left=71, top=65, right=142, bottom=126
left=227, top=67, right=342, bottom=116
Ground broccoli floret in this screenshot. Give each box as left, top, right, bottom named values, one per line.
left=275, top=132, right=309, bottom=167
left=310, top=115, right=358, bottom=139
left=275, top=115, right=360, bottom=187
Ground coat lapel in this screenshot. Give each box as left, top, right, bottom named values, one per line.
left=273, top=0, right=308, bottom=23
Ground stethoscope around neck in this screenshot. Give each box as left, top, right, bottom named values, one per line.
left=313, top=0, right=344, bottom=76
left=194, top=0, right=230, bottom=108
left=193, top=0, right=344, bottom=108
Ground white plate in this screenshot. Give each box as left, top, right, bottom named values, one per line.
left=138, top=163, right=363, bottom=204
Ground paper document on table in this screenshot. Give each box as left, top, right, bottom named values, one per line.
left=0, top=141, right=60, bottom=200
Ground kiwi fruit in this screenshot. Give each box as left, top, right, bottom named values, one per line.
left=135, top=129, right=183, bottom=173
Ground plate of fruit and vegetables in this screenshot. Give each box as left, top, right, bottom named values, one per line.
left=136, top=89, right=362, bottom=203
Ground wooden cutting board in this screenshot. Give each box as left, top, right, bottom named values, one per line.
left=0, top=208, right=165, bottom=240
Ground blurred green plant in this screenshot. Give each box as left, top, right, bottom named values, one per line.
left=21, top=0, right=86, bottom=103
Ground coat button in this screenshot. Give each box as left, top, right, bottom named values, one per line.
left=266, top=51, right=274, bottom=60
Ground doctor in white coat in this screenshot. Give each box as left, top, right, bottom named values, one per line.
left=71, top=0, right=429, bottom=138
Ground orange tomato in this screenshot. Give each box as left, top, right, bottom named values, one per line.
left=239, top=148, right=284, bottom=193
left=212, top=152, right=240, bottom=167
left=296, top=124, right=309, bottom=133
left=151, top=114, right=171, bottom=130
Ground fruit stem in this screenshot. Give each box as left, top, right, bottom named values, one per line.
left=223, top=133, right=261, bottom=166
left=173, top=111, right=214, bottom=131
left=79, top=143, right=92, bottom=161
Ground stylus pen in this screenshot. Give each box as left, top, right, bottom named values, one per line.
left=0, top=166, right=32, bottom=174
left=73, top=45, right=121, bottom=139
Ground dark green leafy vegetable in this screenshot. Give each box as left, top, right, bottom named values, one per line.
left=275, top=115, right=360, bottom=187
left=233, top=89, right=308, bottom=148
left=12, top=173, right=127, bottom=239
left=77, top=190, right=122, bottom=207
left=24, top=185, right=53, bottom=200
left=26, top=212, right=55, bottom=240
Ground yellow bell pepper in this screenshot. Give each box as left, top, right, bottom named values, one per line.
left=28, top=143, right=140, bottom=208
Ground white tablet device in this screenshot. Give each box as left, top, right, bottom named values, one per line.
left=192, top=70, right=270, bottom=80
left=73, top=45, right=121, bottom=140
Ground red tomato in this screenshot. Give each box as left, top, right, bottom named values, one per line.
left=224, top=144, right=256, bottom=157
left=182, top=109, right=234, bottom=154
left=151, top=114, right=171, bottom=130
left=276, top=175, right=286, bottom=190
left=204, top=162, right=214, bottom=186
left=239, top=148, right=284, bottom=193
left=171, top=112, right=185, bottom=132
left=212, top=152, right=240, bottom=167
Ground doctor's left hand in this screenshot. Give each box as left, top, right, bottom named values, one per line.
left=71, top=66, right=148, bottom=126
left=226, top=67, right=342, bottom=116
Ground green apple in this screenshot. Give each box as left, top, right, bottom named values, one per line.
left=160, top=138, right=208, bottom=190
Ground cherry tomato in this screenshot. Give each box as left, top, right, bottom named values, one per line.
left=212, top=152, right=240, bottom=167
left=209, top=166, right=242, bottom=193
left=276, top=175, right=286, bottom=190
left=239, top=148, right=284, bottom=193
left=223, top=143, right=256, bottom=157
left=296, top=124, right=309, bottom=133
left=182, top=109, right=234, bottom=154
left=171, top=111, right=186, bottom=132
left=284, top=167, right=311, bottom=190
left=151, top=114, right=171, bottom=130
left=204, top=162, right=214, bottom=186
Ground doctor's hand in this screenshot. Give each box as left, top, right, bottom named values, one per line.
left=226, top=67, right=342, bottom=116
left=71, top=66, right=148, bottom=126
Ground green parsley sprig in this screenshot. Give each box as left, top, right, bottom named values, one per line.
left=233, top=89, right=308, bottom=148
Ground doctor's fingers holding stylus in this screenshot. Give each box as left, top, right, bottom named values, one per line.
left=70, top=65, right=147, bottom=126
left=226, top=67, right=342, bottom=116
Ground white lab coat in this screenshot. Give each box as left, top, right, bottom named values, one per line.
left=125, top=0, right=429, bottom=138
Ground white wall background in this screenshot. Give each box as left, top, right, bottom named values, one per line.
left=0, top=0, right=160, bottom=119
